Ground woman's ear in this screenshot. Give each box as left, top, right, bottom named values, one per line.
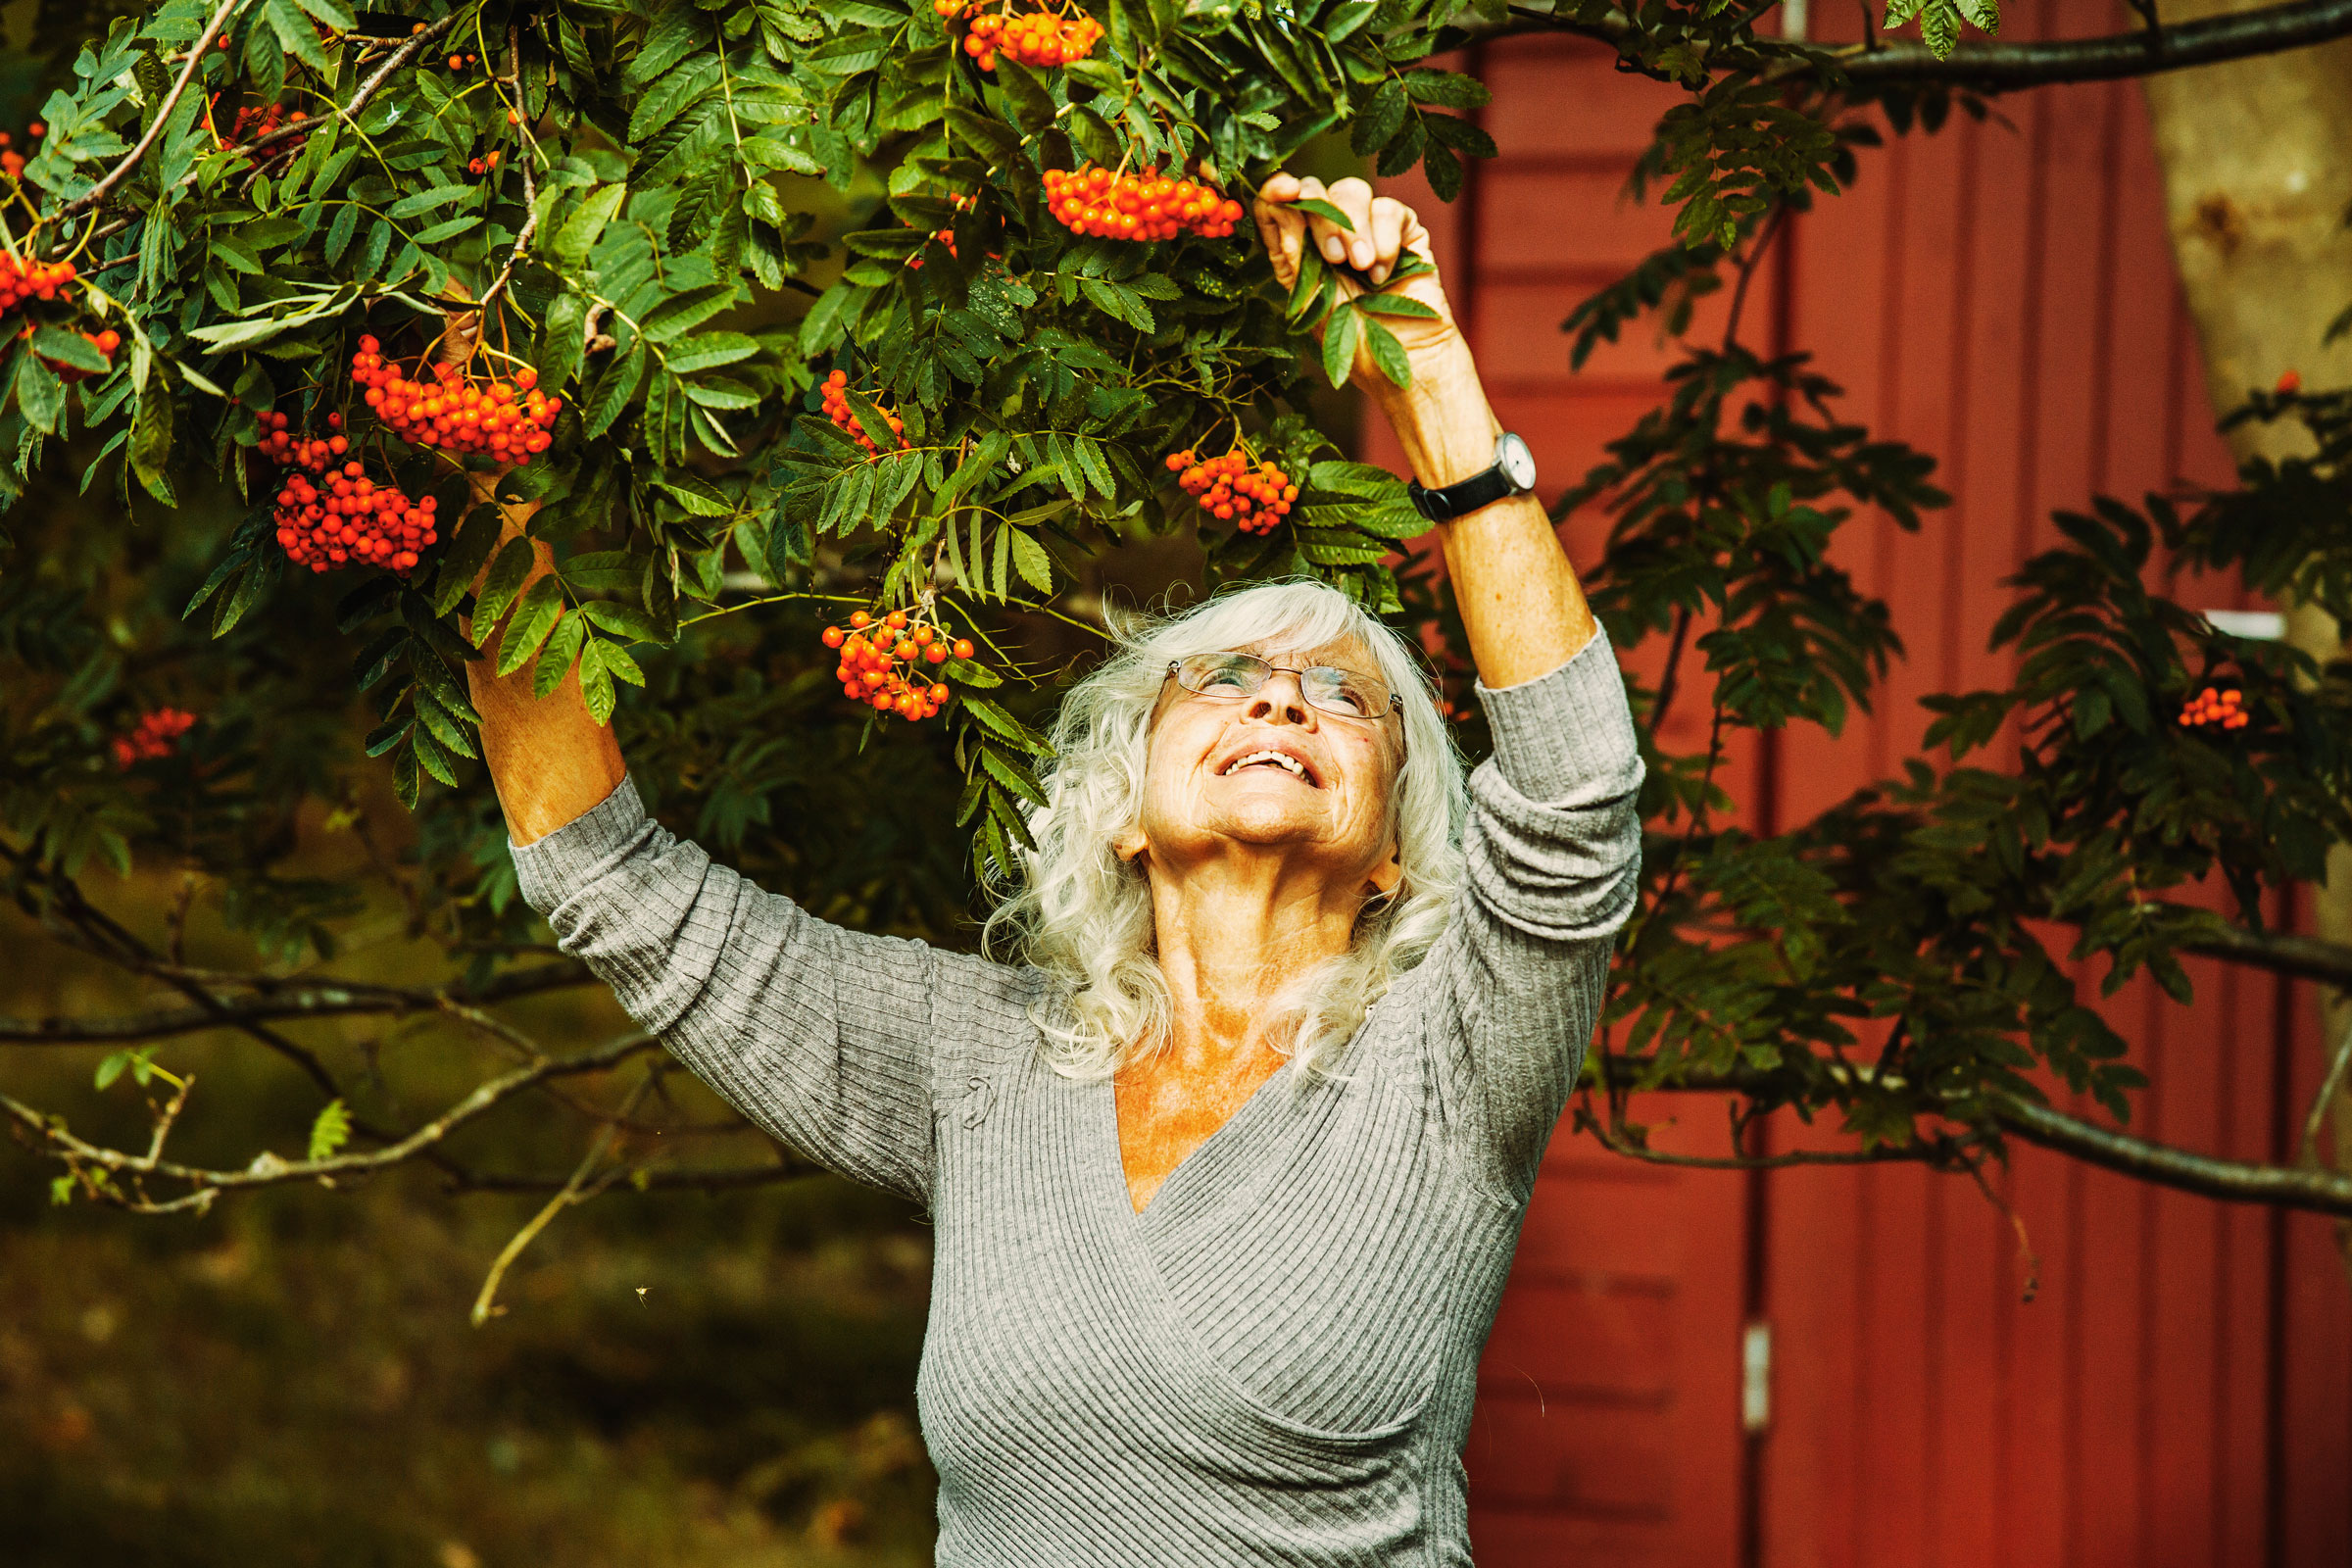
left=1114, top=827, right=1149, bottom=863
left=1366, top=844, right=1402, bottom=896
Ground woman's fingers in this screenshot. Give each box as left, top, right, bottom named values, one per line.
left=1258, top=172, right=1435, bottom=293
left=1252, top=172, right=1307, bottom=285
left=1325, top=177, right=1379, bottom=272
left=1368, top=196, right=1406, bottom=285
left=1292, top=174, right=1354, bottom=266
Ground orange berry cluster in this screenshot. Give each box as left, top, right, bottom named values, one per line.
left=819, top=610, right=974, bottom=721
left=0, top=254, right=74, bottom=313
left=1042, top=167, right=1244, bottom=242
left=2179, top=686, right=2250, bottom=731
left=273, top=460, right=442, bottom=576
left=1167, top=448, right=1297, bottom=534
left=0, top=121, right=44, bottom=180
left=2277, top=370, right=2302, bottom=395
left=253, top=409, right=349, bottom=472
left=466, top=149, right=503, bottom=176
left=352, top=335, right=559, bottom=465
left=950, top=4, right=1103, bottom=71
left=114, top=707, right=196, bottom=769
left=820, top=369, right=906, bottom=453
left=447, top=51, right=479, bottom=71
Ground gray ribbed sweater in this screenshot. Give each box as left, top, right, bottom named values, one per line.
left=510, top=629, right=1643, bottom=1566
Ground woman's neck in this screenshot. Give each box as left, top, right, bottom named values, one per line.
left=1145, top=857, right=1363, bottom=1062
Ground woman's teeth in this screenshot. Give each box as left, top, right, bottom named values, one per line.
left=1223, top=750, right=1307, bottom=779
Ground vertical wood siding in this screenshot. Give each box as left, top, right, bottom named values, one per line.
left=1370, top=8, right=2352, bottom=1561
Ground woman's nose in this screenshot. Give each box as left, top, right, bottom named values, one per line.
left=1246, top=671, right=1313, bottom=725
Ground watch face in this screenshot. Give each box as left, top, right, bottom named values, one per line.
left=1495, top=432, right=1538, bottom=491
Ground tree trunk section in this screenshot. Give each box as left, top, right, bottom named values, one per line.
left=2140, top=7, right=2352, bottom=1228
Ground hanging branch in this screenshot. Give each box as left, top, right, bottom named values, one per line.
left=1451, top=0, right=2352, bottom=92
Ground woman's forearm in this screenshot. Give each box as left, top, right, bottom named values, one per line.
left=461, top=499, right=627, bottom=846
left=1373, top=343, right=1598, bottom=690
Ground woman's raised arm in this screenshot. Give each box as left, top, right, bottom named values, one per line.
left=462, top=491, right=628, bottom=845
left=1250, top=173, right=1598, bottom=688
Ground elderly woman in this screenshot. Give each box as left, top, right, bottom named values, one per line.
left=469, top=175, right=1641, bottom=1565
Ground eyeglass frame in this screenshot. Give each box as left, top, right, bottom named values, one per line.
left=1159, top=651, right=1406, bottom=728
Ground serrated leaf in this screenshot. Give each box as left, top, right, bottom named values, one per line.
left=532, top=609, right=588, bottom=698
left=470, top=538, right=535, bottom=643
left=496, top=576, right=564, bottom=676
left=306, top=1099, right=352, bottom=1162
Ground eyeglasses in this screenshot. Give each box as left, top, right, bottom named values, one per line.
left=1164, top=652, right=1401, bottom=721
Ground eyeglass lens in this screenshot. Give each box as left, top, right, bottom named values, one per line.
left=1172, top=653, right=1393, bottom=718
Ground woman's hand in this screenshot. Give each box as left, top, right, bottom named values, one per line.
left=1250, top=173, right=1466, bottom=394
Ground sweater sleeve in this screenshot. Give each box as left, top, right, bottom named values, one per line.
left=509, top=775, right=1014, bottom=1206
left=1418, top=627, right=1644, bottom=1204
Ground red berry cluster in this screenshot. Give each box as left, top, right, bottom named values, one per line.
left=466, top=149, right=503, bottom=176
left=274, top=461, right=441, bottom=576
left=0, top=121, right=44, bottom=180
left=949, top=4, right=1103, bottom=71
left=1042, top=166, right=1244, bottom=242
left=219, top=101, right=308, bottom=151
left=351, top=335, right=559, bottom=465
left=0, top=254, right=74, bottom=313
left=821, top=369, right=906, bottom=453
left=2277, top=370, right=2302, bottom=395
left=1167, top=448, right=1297, bottom=534
left=2179, top=686, right=2250, bottom=731
left=820, top=610, right=974, bottom=722
left=253, top=409, right=349, bottom=472
left=114, top=707, right=196, bottom=769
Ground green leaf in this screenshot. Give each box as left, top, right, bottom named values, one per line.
left=388, top=182, right=470, bottom=220
left=430, top=505, right=505, bottom=615
left=31, top=325, right=108, bottom=372
left=495, top=577, right=565, bottom=677
left=1008, top=527, right=1054, bottom=594
left=532, top=609, right=588, bottom=698
left=470, top=538, right=535, bottom=643
left=1321, top=301, right=1362, bottom=389
left=550, top=183, right=628, bottom=269
left=581, top=342, right=647, bottom=439
left=1291, top=197, right=1355, bottom=232
left=306, top=1099, right=353, bottom=1162
left=640, top=283, right=737, bottom=342
left=577, top=636, right=618, bottom=723
left=1359, top=315, right=1411, bottom=387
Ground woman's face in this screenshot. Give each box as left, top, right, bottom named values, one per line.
left=1129, top=636, right=1404, bottom=895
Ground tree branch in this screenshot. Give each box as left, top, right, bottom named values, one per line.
left=1453, top=0, right=2352, bottom=92
left=1590, top=1054, right=2352, bottom=1217
left=1991, top=1094, right=2352, bottom=1216
left=1, top=1032, right=659, bottom=1205
left=0, top=961, right=591, bottom=1045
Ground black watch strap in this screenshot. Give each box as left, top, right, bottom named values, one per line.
left=1407, top=464, right=1514, bottom=522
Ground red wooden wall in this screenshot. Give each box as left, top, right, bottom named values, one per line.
left=1367, top=8, right=2352, bottom=1563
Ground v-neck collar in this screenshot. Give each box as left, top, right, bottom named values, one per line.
left=1097, top=1061, right=1291, bottom=1224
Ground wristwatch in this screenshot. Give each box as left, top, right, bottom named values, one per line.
left=1406, top=431, right=1538, bottom=522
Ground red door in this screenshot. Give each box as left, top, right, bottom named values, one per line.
left=1371, top=12, right=2352, bottom=1563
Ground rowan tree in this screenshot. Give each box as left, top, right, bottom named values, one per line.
left=4, top=0, right=2351, bottom=1306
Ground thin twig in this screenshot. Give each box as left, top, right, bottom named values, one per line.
left=240, top=13, right=467, bottom=163
left=470, top=1069, right=653, bottom=1325
left=59, top=0, right=247, bottom=219
left=2301, top=1013, right=2352, bottom=1168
